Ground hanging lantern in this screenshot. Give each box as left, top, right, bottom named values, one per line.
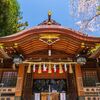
left=77, top=56, right=86, bottom=64
left=69, top=64, right=73, bottom=74
left=64, top=64, right=67, bottom=72
left=48, top=63, right=52, bottom=73
left=27, top=64, right=31, bottom=73
left=13, top=54, right=23, bottom=65
left=59, top=64, right=63, bottom=74
left=53, top=64, right=57, bottom=72
left=38, top=64, right=42, bottom=74
left=33, top=64, right=36, bottom=72
left=43, top=64, right=47, bottom=71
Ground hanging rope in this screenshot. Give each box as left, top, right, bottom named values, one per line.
left=59, top=64, right=63, bottom=74
left=27, top=64, right=31, bottom=73
left=69, top=64, right=73, bottom=74
left=38, top=64, right=42, bottom=74
left=48, top=63, right=52, bottom=73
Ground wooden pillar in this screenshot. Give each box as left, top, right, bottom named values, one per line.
left=15, top=64, right=25, bottom=100
left=97, top=68, right=100, bottom=82
left=23, top=65, right=33, bottom=100
left=75, top=64, right=84, bottom=100
left=67, top=65, right=77, bottom=100
left=96, top=59, right=100, bottom=82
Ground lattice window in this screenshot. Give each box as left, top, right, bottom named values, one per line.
left=82, top=70, right=98, bottom=87
left=1, top=71, right=17, bottom=87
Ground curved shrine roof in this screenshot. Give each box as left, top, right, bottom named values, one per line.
left=0, top=18, right=100, bottom=60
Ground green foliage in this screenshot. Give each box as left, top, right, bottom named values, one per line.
left=0, top=0, right=28, bottom=37
left=97, top=6, right=100, bottom=11
left=96, top=6, right=100, bottom=15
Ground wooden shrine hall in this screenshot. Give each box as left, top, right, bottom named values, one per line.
left=0, top=12, right=100, bottom=100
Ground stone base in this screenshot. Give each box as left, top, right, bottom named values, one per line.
left=15, top=96, right=22, bottom=100
left=78, top=96, right=85, bottom=100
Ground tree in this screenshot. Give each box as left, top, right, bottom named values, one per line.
left=0, top=0, right=28, bottom=37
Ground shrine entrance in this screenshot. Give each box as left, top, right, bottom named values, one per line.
left=33, top=79, right=67, bottom=100
left=23, top=61, right=78, bottom=100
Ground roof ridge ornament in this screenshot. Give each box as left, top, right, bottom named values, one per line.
left=48, top=10, right=52, bottom=24
left=38, top=11, right=61, bottom=26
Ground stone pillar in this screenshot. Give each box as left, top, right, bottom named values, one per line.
left=75, top=64, right=85, bottom=100
left=15, top=64, right=25, bottom=100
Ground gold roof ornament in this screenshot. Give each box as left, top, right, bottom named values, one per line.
left=48, top=10, right=52, bottom=16
left=38, top=10, right=61, bottom=25
left=48, top=10, right=52, bottom=24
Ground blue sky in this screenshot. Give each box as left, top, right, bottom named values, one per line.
left=17, top=0, right=100, bottom=37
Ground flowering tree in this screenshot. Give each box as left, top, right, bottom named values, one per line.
left=70, top=0, right=100, bottom=32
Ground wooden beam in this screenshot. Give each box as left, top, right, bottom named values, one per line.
left=0, top=48, right=10, bottom=58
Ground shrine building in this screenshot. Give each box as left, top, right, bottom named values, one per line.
left=0, top=12, right=100, bottom=100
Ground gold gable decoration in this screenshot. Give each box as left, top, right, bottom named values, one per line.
left=39, top=34, right=60, bottom=45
